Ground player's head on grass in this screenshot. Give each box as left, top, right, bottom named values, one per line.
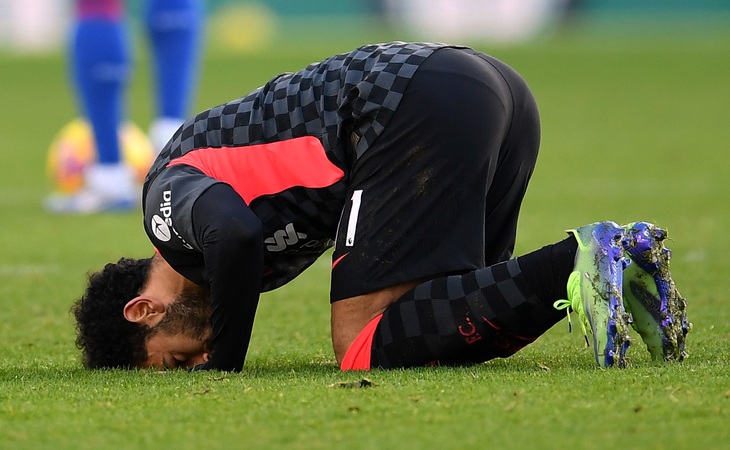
left=71, top=255, right=212, bottom=370
left=71, top=257, right=153, bottom=369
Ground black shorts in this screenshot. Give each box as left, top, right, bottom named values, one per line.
left=330, top=47, right=541, bottom=302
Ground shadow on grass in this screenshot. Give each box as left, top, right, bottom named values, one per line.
left=0, top=346, right=716, bottom=389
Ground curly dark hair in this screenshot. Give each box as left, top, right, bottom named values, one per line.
left=71, top=257, right=153, bottom=369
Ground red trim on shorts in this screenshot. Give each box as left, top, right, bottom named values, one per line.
left=340, top=314, right=383, bottom=371
left=168, top=136, right=345, bottom=203
left=331, top=252, right=349, bottom=269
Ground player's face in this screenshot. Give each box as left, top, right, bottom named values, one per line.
left=142, top=332, right=209, bottom=369
left=140, top=285, right=212, bottom=370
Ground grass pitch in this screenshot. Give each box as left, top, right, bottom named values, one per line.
left=0, top=21, right=729, bottom=450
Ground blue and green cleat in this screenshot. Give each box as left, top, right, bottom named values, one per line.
left=621, top=222, right=690, bottom=362
left=555, top=221, right=632, bottom=368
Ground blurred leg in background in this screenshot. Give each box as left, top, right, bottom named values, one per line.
left=46, top=0, right=204, bottom=213
left=145, top=0, right=204, bottom=152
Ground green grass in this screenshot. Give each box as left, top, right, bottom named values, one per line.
left=1, top=24, right=730, bottom=449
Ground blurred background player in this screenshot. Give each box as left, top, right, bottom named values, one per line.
left=46, top=0, right=204, bottom=213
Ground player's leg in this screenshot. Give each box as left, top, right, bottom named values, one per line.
left=46, top=0, right=137, bottom=213
left=72, top=0, right=127, bottom=169
left=341, top=221, right=632, bottom=370
left=144, top=0, right=204, bottom=153
left=331, top=47, right=530, bottom=363
left=474, top=53, right=542, bottom=265
left=366, top=238, right=577, bottom=369
left=333, top=48, right=632, bottom=369
left=337, top=237, right=576, bottom=369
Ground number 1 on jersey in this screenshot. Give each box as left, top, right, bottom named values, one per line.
left=345, top=190, right=363, bottom=247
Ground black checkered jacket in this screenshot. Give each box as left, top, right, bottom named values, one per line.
left=143, top=42, right=451, bottom=291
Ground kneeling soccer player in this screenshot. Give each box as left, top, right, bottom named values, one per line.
left=72, top=42, right=690, bottom=372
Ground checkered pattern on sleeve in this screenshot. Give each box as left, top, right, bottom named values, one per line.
left=147, top=42, right=448, bottom=181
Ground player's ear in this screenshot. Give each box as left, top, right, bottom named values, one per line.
left=123, top=297, right=165, bottom=326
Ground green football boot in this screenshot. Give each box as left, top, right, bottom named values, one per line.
left=555, top=221, right=632, bottom=368
left=621, top=222, right=691, bottom=361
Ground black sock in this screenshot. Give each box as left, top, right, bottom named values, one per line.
left=515, top=235, right=578, bottom=306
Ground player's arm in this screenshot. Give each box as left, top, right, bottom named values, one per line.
left=190, top=183, right=263, bottom=372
